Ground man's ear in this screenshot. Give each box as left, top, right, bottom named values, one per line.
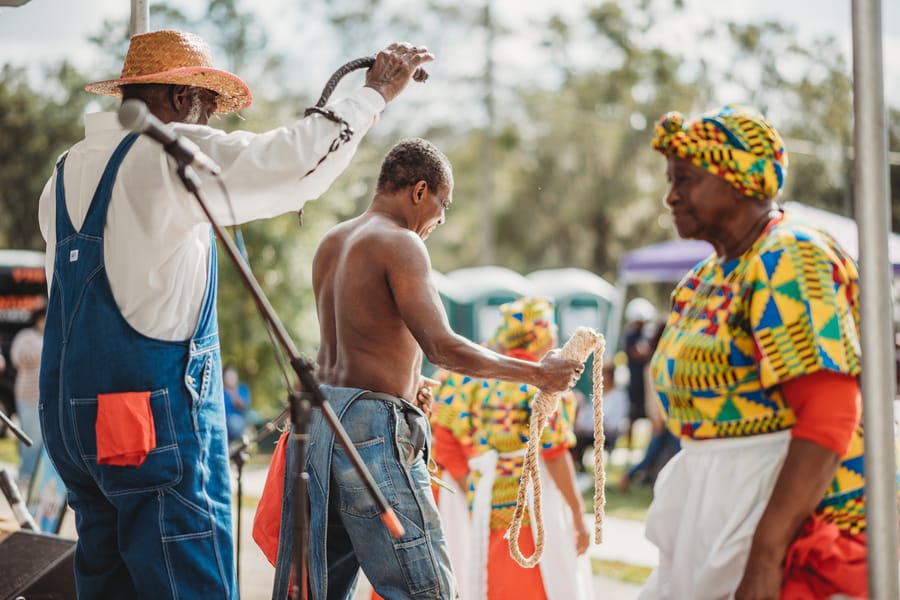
left=412, top=180, right=428, bottom=205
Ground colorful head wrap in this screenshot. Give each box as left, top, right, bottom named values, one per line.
left=488, top=297, right=557, bottom=356
left=651, top=104, right=788, bottom=200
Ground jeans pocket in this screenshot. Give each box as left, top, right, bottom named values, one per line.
left=396, top=408, right=428, bottom=467
left=393, top=535, right=440, bottom=596
left=70, top=388, right=183, bottom=496
left=333, top=436, right=398, bottom=518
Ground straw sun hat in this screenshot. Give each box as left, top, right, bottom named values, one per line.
left=85, top=29, right=252, bottom=113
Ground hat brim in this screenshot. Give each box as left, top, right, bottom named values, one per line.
left=84, top=66, right=252, bottom=114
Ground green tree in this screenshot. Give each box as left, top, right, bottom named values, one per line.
left=886, top=107, right=900, bottom=233
left=425, top=1, right=704, bottom=281
left=0, top=63, right=90, bottom=249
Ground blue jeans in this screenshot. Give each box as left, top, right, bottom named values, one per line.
left=274, top=387, right=457, bottom=599
left=626, top=429, right=681, bottom=483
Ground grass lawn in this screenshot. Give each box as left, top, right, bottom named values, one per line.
left=0, top=435, right=18, bottom=465
left=589, top=460, right=655, bottom=521
left=578, top=435, right=656, bottom=522
left=591, top=558, right=653, bottom=584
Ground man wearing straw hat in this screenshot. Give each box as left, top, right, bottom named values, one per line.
left=36, top=29, right=431, bottom=599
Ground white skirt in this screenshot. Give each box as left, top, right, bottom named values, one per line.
left=458, top=451, right=594, bottom=600
left=639, top=430, right=792, bottom=600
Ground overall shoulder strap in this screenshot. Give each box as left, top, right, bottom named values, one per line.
left=78, top=133, right=140, bottom=237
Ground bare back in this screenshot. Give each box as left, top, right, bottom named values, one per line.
left=313, top=212, right=442, bottom=402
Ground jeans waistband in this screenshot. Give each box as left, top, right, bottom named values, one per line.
left=358, top=391, right=418, bottom=412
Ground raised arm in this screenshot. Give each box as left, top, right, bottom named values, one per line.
left=183, top=43, right=435, bottom=226
left=385, top=232, right=582, bottom=393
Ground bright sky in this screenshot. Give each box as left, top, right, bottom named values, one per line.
left=0, top=0, right=898, bottom=113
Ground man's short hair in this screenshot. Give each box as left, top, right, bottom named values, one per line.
left=376, top=138, right=453, bottom=194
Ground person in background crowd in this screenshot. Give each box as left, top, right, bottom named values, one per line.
left=622, top=297, right=657, bottom=454
left=618, top=322, right=679, bottom=492
left=10, top=302, right=46, bottom=492
left=431, top=297, right=593, bottom=600
left=571, top=361, right=628, bottom=473
left=223, top=364, right=251, bottom=446
left=641, top=104, right=869, bottom=599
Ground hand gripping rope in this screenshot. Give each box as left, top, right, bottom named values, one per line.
left=506, top=327, right=606, bottom=567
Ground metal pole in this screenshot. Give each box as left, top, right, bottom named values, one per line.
left=851, top=0, right=900, bottom=596
left=130, top=0, right=150, bottom=36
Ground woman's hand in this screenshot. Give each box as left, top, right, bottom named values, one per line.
left=573, top=513, right=590, bottom=555
left=734, top=550, right=782, bottom=600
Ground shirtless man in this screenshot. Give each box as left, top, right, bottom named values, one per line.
left=273, top=138, right=584, bottom=599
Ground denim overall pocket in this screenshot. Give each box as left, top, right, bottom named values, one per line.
left=70, top=388, right=183, bottom=496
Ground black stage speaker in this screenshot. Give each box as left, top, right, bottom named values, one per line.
left=0, top=530, right=75, bottom=600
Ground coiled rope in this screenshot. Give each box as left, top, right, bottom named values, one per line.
left=506, top=326, right=606, bottom=567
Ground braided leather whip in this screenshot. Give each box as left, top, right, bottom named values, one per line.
left=298, top=57, right=429, bottom=227
left=308, top=56, right=428, bottom=115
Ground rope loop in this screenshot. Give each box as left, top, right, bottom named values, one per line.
left=506, top=327, right=606, bottom=567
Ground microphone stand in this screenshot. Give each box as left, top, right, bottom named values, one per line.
left=173, top=163, right=404, bottom=600
left=229, top=432, right=249, bottom=592
left=0, top=408, right=33, bottom=448
left=0, top=411, right=38, bottom=532
left=229, top=416, right=281, bottom=592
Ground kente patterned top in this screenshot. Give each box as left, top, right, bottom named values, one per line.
left=650, top=211, right=866, bottom=533
left=432, top=369, right=576, bottom=531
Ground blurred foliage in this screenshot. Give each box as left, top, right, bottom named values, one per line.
left=0, top=0, right=897, bottom=414
left=0, top=63, right=90, bottom=249
left=0, top=436, right=17, bottom=465
left=591, top=558, right=653, bottom=585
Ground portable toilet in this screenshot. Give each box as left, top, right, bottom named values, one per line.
left=422, top=270, right=465, bottom=377
left=526, top=268, right=621, bottom=397
left=444, top=266, right=537, bottom=344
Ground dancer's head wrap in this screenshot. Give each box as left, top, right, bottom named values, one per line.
left=651, top=103, right=787, bottom=200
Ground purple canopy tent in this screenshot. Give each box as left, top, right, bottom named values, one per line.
left=616, top=238, right=713, bottom=285
left=609, top=201, right=900, bottom=351
left=618, top=202, right=900, bottom=286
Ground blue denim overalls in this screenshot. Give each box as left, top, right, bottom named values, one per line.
left=39, top=133, right=236, bottom=599
left=273, top=385, right=456, bottom=600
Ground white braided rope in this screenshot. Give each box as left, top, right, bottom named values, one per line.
left=591, top=335, right=607, bottom=544
left=506, top=327, right=605, bottom=567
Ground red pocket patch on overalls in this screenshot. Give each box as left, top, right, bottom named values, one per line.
left=96, top=391, right=156, bottom=466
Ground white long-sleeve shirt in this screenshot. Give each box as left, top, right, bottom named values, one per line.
left=38, top=87, right=384, bottom=340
